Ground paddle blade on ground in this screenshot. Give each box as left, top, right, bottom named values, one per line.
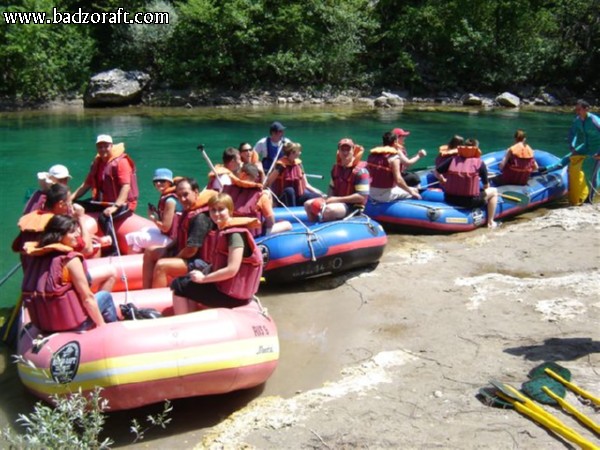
left=528, top=362, right=572, bottom=381
left=521, top=376, right=566, bottom=405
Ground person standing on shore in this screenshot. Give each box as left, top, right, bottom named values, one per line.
left=254, top=121, right=290, bottom=175
left=565, top=99, right=600, bottom=204
left=70, top=134, right=139, bottom=256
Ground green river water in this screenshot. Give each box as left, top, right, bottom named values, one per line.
left=0, top=105, right=574, bottom=306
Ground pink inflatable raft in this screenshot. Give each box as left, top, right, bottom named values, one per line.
left=16, top=289, right=279, bottom=411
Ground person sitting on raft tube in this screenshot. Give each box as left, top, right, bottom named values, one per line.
left=171, top=192, right=263, bottom=313
left=239, top=142, right=266, bottom=183
left=434, top=139, right=499, bottom=229
left=367, top=131, right=422, bottom=202
left=304, top=138, right=370, bottom=222
left=13, top=183, right=96, bottom=271
left=70, top=134, right=139, bottom=257
left=497, top=129, right=539, bottom=186
left=207, top=147, right=242, bottom=190
left=142, top=177, right=217, bottom=289
left=435, top=135, right=464, bottom=168
left=21, top=214, right=119, bottom=333
left=126, top=168, right=182, bottom=253
left=254, top=121, right=291, bottom=173
left=264, top=141, right=324, bottom=207
left=23, top=164, right=72, bottom=215
left=224, top=163, right=292, bottom=236
left=391, top=127, right=427, bottom=187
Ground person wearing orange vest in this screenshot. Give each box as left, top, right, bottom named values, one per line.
left=238, top=142, right=266, bottom=183
left=125, top=168, right=182, bottom=252
left=498, top=129, right=539, bottom=185
left=264, top=141, right=324, bottom=206
left=70, top=134, right=139, bottom=256
left=143, top=177, right=217, bottom=289
left=435, top=135, right=464, bottom=168
left=21, top=215, right=119, bottom=332
left=367, top=131, right=422, bottom=202
left=305, top=138, right=370, bottom=222
left=171, top=193, right=263, bottom=313
left=435, top=139, right=499, bottom=229
left=207, top=147, right=242, bottom=190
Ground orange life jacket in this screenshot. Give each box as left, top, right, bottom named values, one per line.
left=501, top=142, right=536, bottom=185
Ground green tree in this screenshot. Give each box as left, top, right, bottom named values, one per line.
left=0, top=0, right=95, bottom=100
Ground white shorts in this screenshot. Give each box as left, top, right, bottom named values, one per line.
left=125, top=227, right=172, bottom=253
left=369, top=186, right=411, bottom=202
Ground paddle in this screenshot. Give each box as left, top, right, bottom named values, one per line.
left=0, top=262, right=22, bottom=287
left=522, top=376, right=600, bottom=434
left=197, top=144, right=224, bottom=192
left=486, top=380, right=596, bottom=449
left=305, top=174, right=324, bottom=179
left=529, top=362, right=600, bottom=406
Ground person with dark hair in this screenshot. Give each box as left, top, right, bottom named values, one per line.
left=367, top=131, right=421, bottom=202
left=142, top=177, right=217, bottom=288
left=565, top=100, right=600, bottom=204
left=254, top=121, right=291, bottom=173
left=434, top=138, right=499, bottom=229
left=13, top=183, right=95, bottom=270
left=21, top=214, right=119, bottom=333
left=264, top=142, right=324, bottom=207
left=498, top=129, right=539, bottom=185
left=207, top=147, right=242, bottom=190
left=171, top=193, right=263, bottom=313
left=238, top=142, right=265, bottom=182
left=70, top=134, right=139, bottom=256
left=436, top=135, right=465, bottom=168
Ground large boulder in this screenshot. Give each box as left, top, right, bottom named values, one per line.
left=84, top=69, right=151, bottom=107
left=496, top=92, right=520, bottom=107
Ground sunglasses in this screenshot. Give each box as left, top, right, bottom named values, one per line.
left=240, top=148, right=252, bottom=152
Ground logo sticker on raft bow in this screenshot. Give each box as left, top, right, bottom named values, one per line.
left=50, top=341, right=80, bottom=384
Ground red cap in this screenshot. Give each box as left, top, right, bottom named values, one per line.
left=392, top=128, right=410, bottom=137
left=338, top=138, right=354, bottom=147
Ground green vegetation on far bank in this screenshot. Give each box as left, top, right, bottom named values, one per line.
left=1, top=0, right=598, bottom=102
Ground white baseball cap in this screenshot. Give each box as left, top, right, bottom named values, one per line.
left=96, top=134, right=113, bottom=144
left=48, top=164, right=71, bottom=180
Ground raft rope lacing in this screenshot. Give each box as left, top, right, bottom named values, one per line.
left=108, top=214, right=133, bottom=318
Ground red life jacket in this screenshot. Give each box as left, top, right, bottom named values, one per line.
left=444, top=154, right=482, bottom=197
left=207, top=218, right=263, bottom=301
left=21, top=243, right=88, bottom=332
left=272, top=159, right=306, bottom=197
left=500, top=142, right=536, bottom=185
left=89, top=143, right=139, bottom=210
left=175, top=189, right=216, bottom=251
left=157, top=190, right=180, bottom=240
left=331, top=161, right=368, bottom=197
left=367, top=147, right=397, bottom=189
left=23, top=190, right=47, bottom=214
left=222, top=184, right=264, bottom=236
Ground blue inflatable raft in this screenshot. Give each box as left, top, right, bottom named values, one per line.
left=256, top=215, right=387, bottom=283
left=364, top=150, right=568, bottom=233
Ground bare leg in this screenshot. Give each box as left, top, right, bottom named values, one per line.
left=173, top=294, right=190, bottom=315
left=485, top=187, right=499, bottom=228
left=153, top=257, right=187, bottom=288
left=89, top=265, right=117, bottom=292
left=142, top=246, right=166, bottom=289
left=271, top=220, right=292, bottom=234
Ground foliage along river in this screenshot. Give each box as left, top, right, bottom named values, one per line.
left=0, top=105, right=573, bottom=306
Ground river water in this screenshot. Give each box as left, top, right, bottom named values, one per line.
left=0, top=105, right=579, bottom=446
left=0, top=105, right=573, bottom=305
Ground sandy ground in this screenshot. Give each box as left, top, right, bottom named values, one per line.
left=1, top=202, right=599, bottom=449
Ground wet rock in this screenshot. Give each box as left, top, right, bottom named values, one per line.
left=496, top=92, right=521, bottom=107
left=461, top=93, right=483, bottom=106
left=84, top=69, right=150, bottom=107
